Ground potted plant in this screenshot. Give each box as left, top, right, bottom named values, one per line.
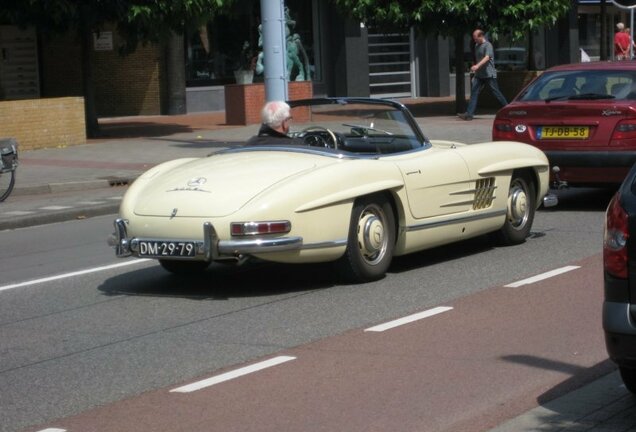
left=233, top=41, right=256, bottom=84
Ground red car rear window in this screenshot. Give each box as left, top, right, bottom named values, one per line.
left=518, top=70, right=636, bottom=102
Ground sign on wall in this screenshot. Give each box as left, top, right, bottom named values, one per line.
left=93, top=31, right=113, bottom=51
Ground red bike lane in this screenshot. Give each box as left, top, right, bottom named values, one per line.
left=24, top=254, right=608, bottom=432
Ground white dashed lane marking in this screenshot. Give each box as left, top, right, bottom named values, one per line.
left=0, top=260, right=150, bottom=293
left=365, top=306, right=454, bottom=332
left=504, top=265, right=581, bottom=288
left=170, top=356, right=297, bottom=393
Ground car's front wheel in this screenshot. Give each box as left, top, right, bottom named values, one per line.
left=159, top=259, right=210, bottom=275
left=336, top=194, right=396, bottom=282
left=495, top=170, right=536, bottom=245
left=620, top=366, right=636, bottom=394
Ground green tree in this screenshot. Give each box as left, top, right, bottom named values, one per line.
left=0, top=0, right=233, bottom=136
left=331, top=0, right=571, bottom=112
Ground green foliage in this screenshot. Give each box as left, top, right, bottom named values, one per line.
left=0, top=0, right=234, bottom=52
left=331, top=0, right=571, bottom=39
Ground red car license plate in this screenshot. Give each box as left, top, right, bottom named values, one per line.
left=538, top=126, right=589, bottom=139
left=138, top=240, right=197, bottom=257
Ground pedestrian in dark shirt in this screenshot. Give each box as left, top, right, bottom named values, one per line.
left=458, top=29, right=508, bottom=121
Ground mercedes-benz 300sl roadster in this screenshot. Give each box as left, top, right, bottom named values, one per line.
left=109, top=98, right=555, bottom=282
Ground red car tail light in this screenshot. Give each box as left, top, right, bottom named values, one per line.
left=493, top=119, right=516, bottom=140
left=604, top=193, right=629, bottom=279
left=231, top=220, right=291, bottom=236
left=611, top=119, right=636, bottom=143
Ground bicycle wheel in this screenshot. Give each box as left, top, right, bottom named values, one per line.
left=0, top=169, right=16, bottom=202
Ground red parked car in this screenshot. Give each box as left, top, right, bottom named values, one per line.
left=493, top=61, right=636, bottom=187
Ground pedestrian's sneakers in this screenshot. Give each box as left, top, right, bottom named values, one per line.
left=457, top=113, right=473, bottom=121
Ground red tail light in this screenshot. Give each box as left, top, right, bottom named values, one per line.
left=492, top=119, right=516, bottom=140
left=231, top=220, right=291, bottom=236
left=610, top=119, right=636, bottom=144
left=604, top=193, right=629, bottom=279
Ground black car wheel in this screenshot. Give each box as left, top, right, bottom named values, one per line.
left=336, top=194, right=395, bottom=282
left=619, top=366, right=636, bottom=394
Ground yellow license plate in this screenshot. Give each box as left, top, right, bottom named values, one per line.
left=538, top=126, right=589, bottom=139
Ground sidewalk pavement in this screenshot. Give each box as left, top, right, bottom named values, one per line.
left=0, top=97, right=634, bottom=429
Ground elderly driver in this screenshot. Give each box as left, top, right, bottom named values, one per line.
left=246, top=100, right=301, bottom=145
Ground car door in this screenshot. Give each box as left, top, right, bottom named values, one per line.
left=397, top=148, right=472, bottom=219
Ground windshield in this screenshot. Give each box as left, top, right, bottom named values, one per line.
left=285, top=99, right=426, bottom=155
left=518, top=69, right=636, bottom=102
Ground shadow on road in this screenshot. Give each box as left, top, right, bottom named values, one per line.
left=389, top=234, right=495, bottom=274
left=502, top=354, right=616, bottom=402
left=98, top=260, right=337, bottom=300
left=542, top=187, right=617, bottom=212
left=499, top=355, right=634, bottom=429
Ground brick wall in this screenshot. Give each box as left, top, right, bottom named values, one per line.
left=92, top=36, right=162, bottom=116
left=40, top=28, right=162, bottom=117
left=0, top=97, right=86, bottom=150
left=225, top=81, right=313, bottom=125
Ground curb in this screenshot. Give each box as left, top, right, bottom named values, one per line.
left=11, top=177, right=138, bottom=197
left=0, top=201, right=120, bottom=231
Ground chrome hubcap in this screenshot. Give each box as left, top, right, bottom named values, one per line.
left=508, top=181, right=529, bottom=229
left=357, top=205, right=387, bottom=265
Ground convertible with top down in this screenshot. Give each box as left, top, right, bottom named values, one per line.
left=109, top=98, right=555, bottom=282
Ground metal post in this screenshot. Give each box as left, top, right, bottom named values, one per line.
left=260, top=0, right=288, bottom=101
left=631, top=9, right=634, bottom=58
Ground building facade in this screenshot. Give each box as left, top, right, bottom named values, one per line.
left=0, top=1, right=626, bottom=118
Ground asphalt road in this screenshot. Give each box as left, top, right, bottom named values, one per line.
left=0, top=186, right=615, bottom=432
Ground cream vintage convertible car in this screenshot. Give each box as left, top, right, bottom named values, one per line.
left=109, top=98, right=555, bottom=282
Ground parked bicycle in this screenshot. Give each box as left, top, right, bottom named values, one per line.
left=0, top=138, right=18, bottom=202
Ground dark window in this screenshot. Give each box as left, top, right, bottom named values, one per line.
left=518, top=69, right=636, bottom=101
left=185, top=1, right=314, bottom=87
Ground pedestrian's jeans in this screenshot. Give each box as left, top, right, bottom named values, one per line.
left=466, top=76, right=508, bottom=117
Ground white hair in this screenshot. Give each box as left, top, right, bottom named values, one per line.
left=261, top=101, right=291, bottom=128
left=618, top=22, right=625, bottom=31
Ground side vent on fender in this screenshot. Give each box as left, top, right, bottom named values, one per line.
left=473, top=177, right=496, bottom=210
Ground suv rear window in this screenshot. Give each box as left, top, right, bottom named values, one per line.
left=518, top=70, right=636, bottom=102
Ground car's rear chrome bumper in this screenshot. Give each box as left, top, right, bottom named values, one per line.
left=542, top=193, right=558, bottom=208
left=108, top=218, right=303, bottom=260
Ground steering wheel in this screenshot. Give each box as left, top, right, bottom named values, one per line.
left=300, top=126, right=338, bottom=150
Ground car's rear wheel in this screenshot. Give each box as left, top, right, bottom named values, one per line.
left=619, top=366, right=636, bottom=394
left=495, top=170, right=536, bottom=245
left=159, top=259, right=209, bottom=274
left=336, top=194, right=395, bottom=282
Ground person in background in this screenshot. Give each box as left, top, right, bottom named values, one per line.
left=458, top=29, right=508, bottom=121
left=625, top=27, right=636, bottom=59
left=615, top=22, right=630, bottom=60
left=245, top=100, right=301, bottom=145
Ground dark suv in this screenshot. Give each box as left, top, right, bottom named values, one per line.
left=604, top=164, right=636, bottom=392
